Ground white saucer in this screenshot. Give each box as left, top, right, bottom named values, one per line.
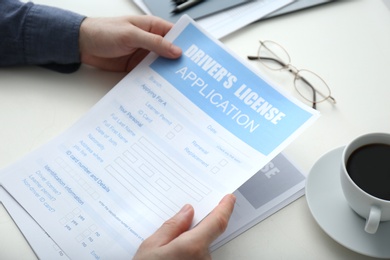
left=306, top=147, right=390, bottom=259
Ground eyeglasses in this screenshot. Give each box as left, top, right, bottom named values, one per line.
left=247, top=40, right=336, bottom=109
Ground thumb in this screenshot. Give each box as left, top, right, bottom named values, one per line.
left=145, top=204, right=194, bottom=246
left=133, top=27, right=182, bottom=59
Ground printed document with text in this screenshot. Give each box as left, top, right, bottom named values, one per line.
left=0, top=15, right=318, bottom=259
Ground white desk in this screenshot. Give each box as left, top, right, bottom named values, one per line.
left=1, top=0, right=390, bottom=259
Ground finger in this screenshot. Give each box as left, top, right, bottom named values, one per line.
left=128, top=15, right=174, bottom=37
left=131, top=27, right=182, bottom=58
left=144, top=204, right=194, bottom=247
left=128, top=16, right=182, bottom=58
left=191, top=194, right=236, bottom=245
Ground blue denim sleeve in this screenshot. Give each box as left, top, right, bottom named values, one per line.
left=0, top=0, right=86, bottom=73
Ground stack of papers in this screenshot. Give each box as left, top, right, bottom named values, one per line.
left=142, top=0, right=253, bottom=23
left=134, top=0, right=295, bottom=39
left=0, top=15, right=317, bottom=259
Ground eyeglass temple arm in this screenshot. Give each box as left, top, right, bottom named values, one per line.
left=299, top=76, right=317, bottom=109
left=247, top=56, right=285, bottom=66
left=301, top=76, right=336, bottom=105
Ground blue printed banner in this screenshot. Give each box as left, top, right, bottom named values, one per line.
left=150, top=23, right=313, bottom=155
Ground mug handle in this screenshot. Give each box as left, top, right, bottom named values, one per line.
left=365, top=205, right=381, bottom=234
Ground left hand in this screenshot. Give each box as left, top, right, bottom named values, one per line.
left=79, top=15, right=182, bottom=72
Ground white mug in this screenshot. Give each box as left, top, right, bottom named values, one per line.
left=340, top=133, right=390, bottom=234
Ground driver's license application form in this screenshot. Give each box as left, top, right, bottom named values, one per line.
left=0, top=15, right=318, bottom=259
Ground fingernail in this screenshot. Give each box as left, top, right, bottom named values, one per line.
left=170, top=45, right=182, bottom=57
left=222, top=194, right=236, bottom=205
left=180, top=204, right=192, bottom=214
left=230, top=194, right=236, bottom=203
left=176, top=204, right=193, bottom=220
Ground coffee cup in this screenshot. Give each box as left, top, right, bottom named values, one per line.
left=340, top=132, right=390, bottom=234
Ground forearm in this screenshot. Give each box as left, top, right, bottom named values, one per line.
left=0, top=0, right=85, bottom=72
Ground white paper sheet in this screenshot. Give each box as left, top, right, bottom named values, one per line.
left=210, top=152, right=306, bottom=250
left=0, top=188, right=69, bottom=260
left=0, top=152, right=305, bottom=258
left=133, top=0, right=295, bottom=39
left=0, top=15, right=318, bottom=259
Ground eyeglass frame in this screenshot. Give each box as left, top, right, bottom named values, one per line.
left=247, top=40, right=336, bottom=109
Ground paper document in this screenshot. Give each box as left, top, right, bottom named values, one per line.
left=0, top=152, right=305, bottom=258
left=0, top=187, right=69, bottom=259
left=143, top=0, right=252, bottom=23
left=134, top=0, right=295, bottom=39
left=210, top=152, right=306, bottom=250
left=0, top=15, right=317, bottom=259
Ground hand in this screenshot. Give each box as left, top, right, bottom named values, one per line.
left=133, top=194, right=236, bottom=260
left=79, top=15, right=182, bottom=72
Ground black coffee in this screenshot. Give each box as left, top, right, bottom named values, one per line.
left=346, top=143, right=390, bottom=201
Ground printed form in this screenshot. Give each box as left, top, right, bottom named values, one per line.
left=0, top=16, right=318, bottom=259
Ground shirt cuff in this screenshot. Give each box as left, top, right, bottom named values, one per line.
left=24, top=4, right=86, bottom=69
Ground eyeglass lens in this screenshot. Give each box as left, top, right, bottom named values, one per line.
left=294, top=70, right=330, bottom=103
left=257, top=41, right=290, bottom=70
left=256, top=41, right=332, bottom=106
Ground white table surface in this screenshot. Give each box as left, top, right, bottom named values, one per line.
left=1, top=0, right=390, bottom=259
